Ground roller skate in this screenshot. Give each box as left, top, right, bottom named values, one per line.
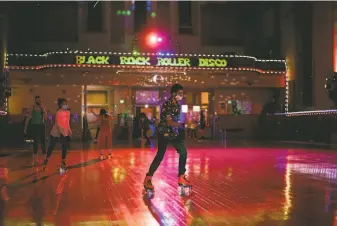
left=178, top=175, right=192, bottom=196
left=32, top=155, right=39, bottom=167
left=100, top=153, right=105, bottom=161
left=42, top=158, right=48, bottom=171
left=142, top=176, right=155, bottom=199
left=59, top=160, right=67, bottom=175
left=33, top=160, right=38, bottom=167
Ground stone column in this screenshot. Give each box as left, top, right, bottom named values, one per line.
left=312, top=2, right=334, bottom=109
left=0, top=14, right=7, bottom=113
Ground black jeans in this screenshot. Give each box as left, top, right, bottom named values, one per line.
left=46, top=135, right=69, bottom=160
left=146, top=136, right=187, bottom=177
left=30, top=124, right=46, bottom=155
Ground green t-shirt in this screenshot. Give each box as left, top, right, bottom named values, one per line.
left=30, top=107, right=44, bottom=124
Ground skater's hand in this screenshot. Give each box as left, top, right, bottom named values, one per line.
left=23, top=128, right=27, bottom=135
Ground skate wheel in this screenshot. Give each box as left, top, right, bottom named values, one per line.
left=59, top=168, right=67, bottom=175
left=142, top=189, right=155, bottom=199
left=178, top=186, right=192, bottom=196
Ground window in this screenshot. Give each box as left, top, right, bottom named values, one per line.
left=87, top=2, right=103, bottom=32
left=178, top=1, right=193, bottom=34
left=134, top=1, right=147, bottom=33
left=110, top=1, right=125, bottom=43
left=9, top=2, right=79, bottom=43
left=218, top=100, right=253, bottom=115
left=201, top=92, right=209, bottom=104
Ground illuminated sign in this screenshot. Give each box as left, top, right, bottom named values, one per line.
left=198, top=58, right=227, bottom=67
left=75, top=55, right=228, bottom=68
left=157, top=57, right=191, bottom=66
left=76, top=56, right=109, bottom=64
left=120, top=56, right=150, bottom=65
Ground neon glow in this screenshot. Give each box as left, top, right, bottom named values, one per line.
left=145, top=32, right=163, bottom=48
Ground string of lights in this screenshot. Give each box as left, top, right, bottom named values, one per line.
left=274, top=109, right=337, bottom=117
left=6, top=51, right=286, bottom=62
left=285, top=60, right=289, bottom=113
left=6, top=63, right=285, bottom=74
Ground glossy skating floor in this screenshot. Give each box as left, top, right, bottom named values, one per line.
left=0, top=142, right=337, bottom=226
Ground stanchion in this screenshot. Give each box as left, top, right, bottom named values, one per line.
left=221, top=128, right=227, bottom=147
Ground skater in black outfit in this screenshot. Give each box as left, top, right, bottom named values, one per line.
left=143, top=84, right=191, bottom=192
left=24, top=96, right=48, bottom=166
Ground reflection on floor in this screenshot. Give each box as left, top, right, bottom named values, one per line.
left=0, top=143, right=337, bottom=226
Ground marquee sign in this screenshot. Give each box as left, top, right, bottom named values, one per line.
left=6, top=51, right=287, bottom=74
left=75, top=55, right=228, bottom=68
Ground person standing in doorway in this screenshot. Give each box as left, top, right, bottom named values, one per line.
left=139, top=113, right=151, bottom=146
left=43, top=98, right=72, bottom=171
left=198, top=110, right=206, bottom=140
left=97, top=109, right=113, bottom=160
left=24, top=96, right=48, bottom=166
left=143, top=84, right=192, bottom=192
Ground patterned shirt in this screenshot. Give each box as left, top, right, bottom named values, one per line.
left=158, top=97, right=181, bottom=139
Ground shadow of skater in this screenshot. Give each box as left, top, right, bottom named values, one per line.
left=27, top=168, right=47, bottom=226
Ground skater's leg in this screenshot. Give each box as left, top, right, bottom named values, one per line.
left=146, top=137, right=168, bottom=176
left=95, top=126, right=100, bottom=140
left=39, top=125, right=46, bottom=156
left=171, top=140, right=187, bottom=177
left=31, top=125, right=39, bottom=163
left=43, top=135, right=57, bottom=167
left=60, top=135, right=69, bottom=161
left=46, top=136, right=57, bottom=159
left=107, top=134, right=113, bottom=158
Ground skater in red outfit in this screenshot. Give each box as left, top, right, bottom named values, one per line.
left=43, top=98, right=72, bottom=171
left=143, top=84, right=192, bottom=194
left=97, top=109, right=113, bottom=160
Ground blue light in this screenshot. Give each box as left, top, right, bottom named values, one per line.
left=131, top=5, right=136, bottom=11
left=146, top=1, right=152, bottom=6
left=146, top=6, right=151, bottom=12
left=166, top=53, right=170, bottom=56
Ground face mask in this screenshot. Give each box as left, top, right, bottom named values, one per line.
left=36, top=102, right=40, bottom=106
left=62, top=105, right=68, bottom=110
left=175, top=95, right=183, bottom=101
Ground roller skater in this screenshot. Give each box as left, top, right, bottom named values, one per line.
left=143, top=84, right=192, bottom=197
left=24, top=96, right=48, bottom=167
left=95, top=109, right=113, bottom=160
left=42, top=98, right=72, bottom=174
